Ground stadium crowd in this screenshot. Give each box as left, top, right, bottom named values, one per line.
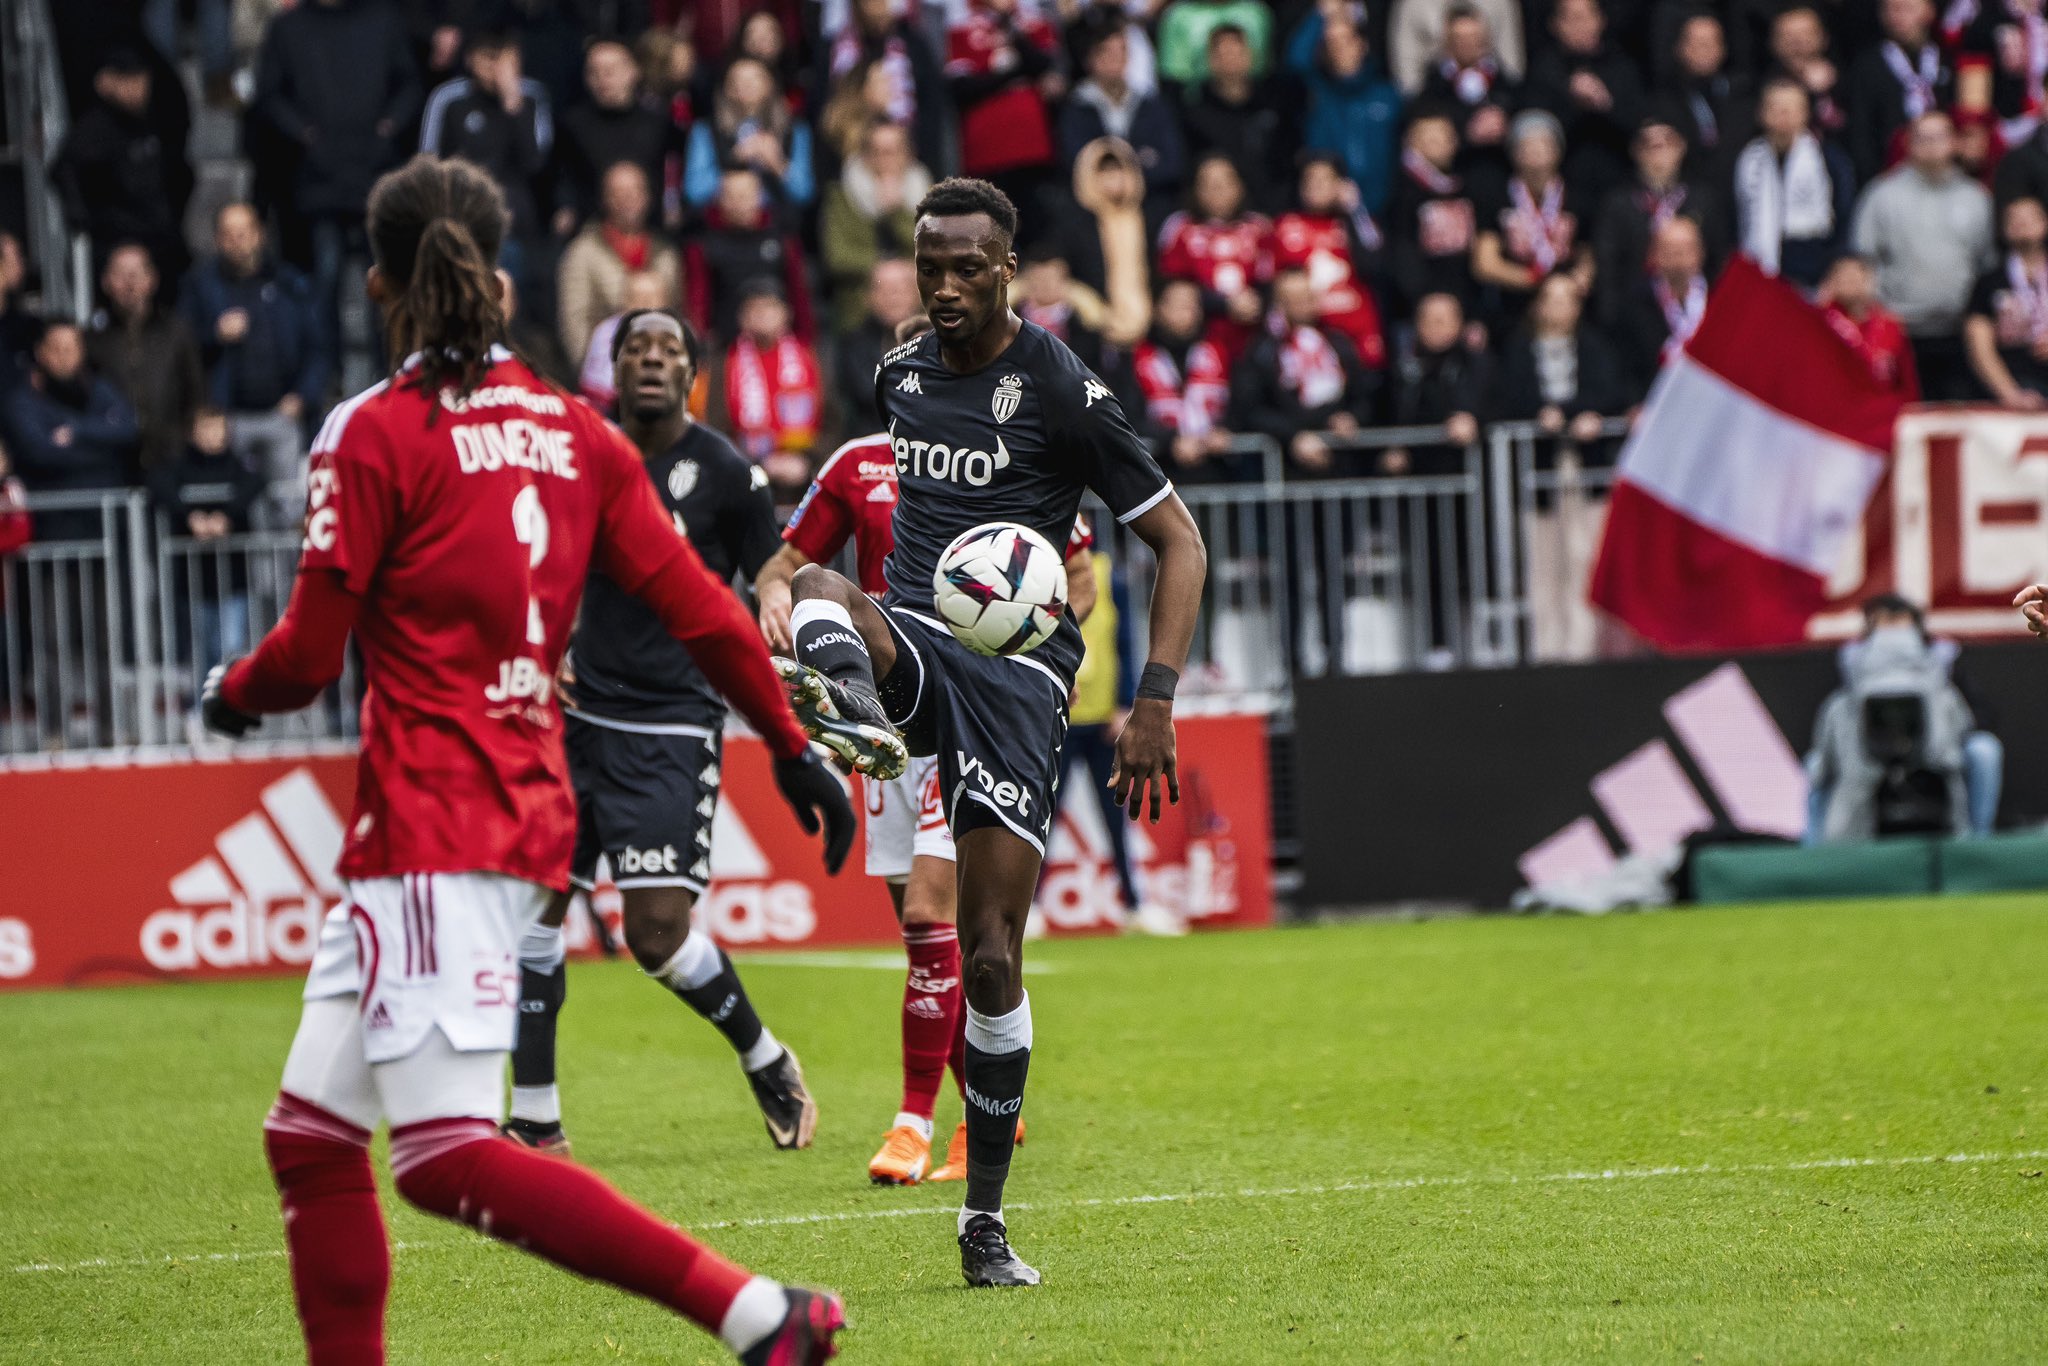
left=8, top=0, right=2048, bottom=530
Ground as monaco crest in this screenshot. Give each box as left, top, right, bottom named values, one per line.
left=992, top=374, right=1023, bottom=424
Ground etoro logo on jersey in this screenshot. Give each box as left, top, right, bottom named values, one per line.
left=889, top=419, right=1013, bottom=487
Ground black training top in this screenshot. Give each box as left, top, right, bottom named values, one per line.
left=567, top=421, right=782, bottom=726
left=873, top=319, right=1172, bottom=685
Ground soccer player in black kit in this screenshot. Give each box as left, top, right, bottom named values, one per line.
left=777, top=179, right=1208, bottom=1286
left=505, top=309, right=852, bottom=1155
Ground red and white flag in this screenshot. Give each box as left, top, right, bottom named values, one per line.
left=1589, top=256, right=1906, bottom=651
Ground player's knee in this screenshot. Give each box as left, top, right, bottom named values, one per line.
left=961, top=942, right=1020, bottom=1009
left=621, top=899, right=690, bottom=972
left=790, top=561, right=851, bottom=605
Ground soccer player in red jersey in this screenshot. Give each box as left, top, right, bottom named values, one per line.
left=199, top=157, right=851, bottom=1366
left=755, top=319, right=1096, bottom=1188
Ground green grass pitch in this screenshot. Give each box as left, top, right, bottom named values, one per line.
left=6, top=896, right=2048, bottom=1363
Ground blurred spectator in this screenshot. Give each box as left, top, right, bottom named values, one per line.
left=51, top=48, right=194, bottom=283
left=637, top=27, right=701, bottom=223
left=1766, top=6, right=1845, bottom=140
left=500, top=271, right=576, bottom=391
left=0, top=234, right=41, bottom=391
left=1388, top=113, right=1478, bottom=311
left=1842, top=0, right=1950, bottom=186
left=254, top=0, right=421, bottom=358
left=85, top=245, right=203, bottom=476
left=509, top=0, right=653, bottom=117
left=690, top=1, right=802, bottom=81
left=725, top=282, right=821, bottom=490
left=183, top=204, right=327, bottom=498
left=1388, top=291, right=1487, bottom=446
left=686, top=166, right=815, bottom=343
left=554, top=40, right=675, bottom=235
left=723, top=9, right=805, bottom=105
left=1231, top=267, right=1376, bottom=472
left=150, top=408, right=266, bottom=680
left=821, top=122, right=931, bottom=334
left=1157, top=154, right=1272, bottom=365
left=821, top=0, right=948, bottom=171
left=832, top=257, right=922, bottom=434
left=1964, top=195, right=2048, bottom=406
left=145, top=0, right=235, bottom=101
left=1389, top=0, right=1525, bottom=93
left=1055, top=138, right=1154, bottom=347
left=3, top=322, right=140, bottom=539
left=1412, top=5, right=1517, bottom=173
left=1592, top=116, right=1726, bottom=328
left=820, top=59, right=909, bottom=168
left=1615, top=216, right=1709, bottom=391
left=1156, top=0, right=1274, bottom=86
left=1948, top=0, right=2048, bottom=151
left=1274, top=153, right=1388, bottom=370
left=1852, top=112, right=1995, bottom=399
left=1993, top=81, right=2048, bottom=209
left=558, top=162, right=683, bottom=367
left=1659, top=12, right=1749, bottom=182
left=1734, top=79, right=1855, bottom=289
left=946, top=0, right=1065, bottom=235
left=1133, top=277, right=1240, bottom=480
left=1820, top=253, right=1919, bottom=395
left=1522, top=0, right=1644, bottom=203
left=1286, top=13, right=1402, bottom=216
left=1178, top=22, right=1303, bottom=216
left=421, top=31, right=552, bottom=294
left=1472, top=111, right=1594, bottom=329
left=579, top=271, right=677, bottom=408
left=0, top=441, right=27, bottom=557
left=685, top=56, right=816, bottom=209
left=1493, top=272, right=1631, bottom=438
left=1014, top=249, right=1113, bottom=372
left=1062, top=12, right=1189, bottom=221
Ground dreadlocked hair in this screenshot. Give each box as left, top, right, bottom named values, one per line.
left=367, top=155, right=511, bottom=404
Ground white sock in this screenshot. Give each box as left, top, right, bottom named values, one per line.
left=517, top=921, right=564, bottom=973
left=893, top=1111, right=935, bottom=1142
left=963, top=991, right=1033, bottom=1054
left=959, top=1206, right=1003, bottom=1235
left=740, top=1027, right=783, bottom=1073
left=509, top=1084, right=560, bottom=1125
left=717, top=1275, right=789, bottom=1355
left=790, top=597, right=860, bottom=641
left=648, top=928, right=723, bottom=992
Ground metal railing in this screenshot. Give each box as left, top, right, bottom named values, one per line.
left=4, top=0, right=91, bottom=320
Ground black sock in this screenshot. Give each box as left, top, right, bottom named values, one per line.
left=511, top=961, right=564, bottom=1090
left=962, top=1040, right=1031, bottom=1218
left=671, top=948, right=773, bottom=1065
left=793, top=603, right=881, bottom=700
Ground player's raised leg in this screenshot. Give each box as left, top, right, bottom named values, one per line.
left=780, top=564, right=910, bottom=777
left=505, top=891, right=571, bottom=1153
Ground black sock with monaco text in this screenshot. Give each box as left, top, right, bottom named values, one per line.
left=961, top=993, right=1032, bottom=1222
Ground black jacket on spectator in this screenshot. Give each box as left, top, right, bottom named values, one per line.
left=420, top=79, right=551, bottom=238
left=1387, top=158, right=1480, bottom=310
left=51, top=98, right=194, bottom=280
left=1493, top=325, right=1635, bottom=422
left=685, top=211, right=809, bottom=343
left=1590, top=179, right=1727, bottom=325
left=1412, top=62, right=1519, bottom=176
left=1177, top=76, right=1304, bottom=217
left=1615, top=276, right=1699, bottom=393
left=1840, top=40, right=1951, bottom=186
left=182, top=255, right=330, bottom=413
left=150, top=444, right=268, bottom=597
left=1230, top=325, right=1377, bottom=456
left=832, top=315, right=896, bottom=436
left=84, top=310, right=204, bottom=473
left=1059, top=87, right=1191, bottom=222
left=1994, top=124, right=2048, bottom=211
left=2, top=377, right=140, bottom=495
left=1656, top=73, right=1753, bottom=183
left=1521, top=42, right=1646, bottom=202
left=255, top=0, right=421, bottom=219
left=555, top=98, right=675, bottom=225
left=1390, top=338, right=1492, bottom=428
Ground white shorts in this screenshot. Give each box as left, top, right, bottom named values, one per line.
left=302, top=872, right=550, bottom=1066
left=863, top=755, right=954, bottom=882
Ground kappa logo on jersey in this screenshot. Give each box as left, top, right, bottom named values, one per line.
left=956, top=752, right=1033, bottom=817
left=897, top=372, right=923, bottom=394
left=891, top=426, right=1013, bottom=487
left=139, top=769, right=342, bottom=974
left=1082, top=379, right=1112, bottom=408
left=992, top=373, right=1023, bottom=423
left=668, top=459, right=699, bottom=500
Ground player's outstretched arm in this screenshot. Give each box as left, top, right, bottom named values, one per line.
left=1109, top=492, right=1207, bottom=822
left=754, top=544, right=811, bottom=653
left=210, top=567, right=364, bottom=733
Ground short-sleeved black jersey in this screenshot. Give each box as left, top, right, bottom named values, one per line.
left=873, top=319, right=1172, bottom=683
left=567, top=422, right=782, bottom=725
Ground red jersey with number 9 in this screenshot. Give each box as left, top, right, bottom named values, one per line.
left=295, top=348, right=802, bottom=886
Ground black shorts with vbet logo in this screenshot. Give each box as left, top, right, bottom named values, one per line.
left=564, top=712, right=722, bottom=893
left=880, top=606, right=1070, bottom=855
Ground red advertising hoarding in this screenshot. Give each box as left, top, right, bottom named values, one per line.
left=0, top=714, right=1271, bottom=990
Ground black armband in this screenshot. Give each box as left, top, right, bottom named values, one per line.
left=1135, top=662, right=1179, bottom=703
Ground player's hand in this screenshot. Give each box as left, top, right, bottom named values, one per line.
left=758, top=579, right=794, bottom=652
left=200, top=660, right=259, bottom=739
left=1108, top=698, right=1179, bottom=823
left=774, top=748, right=855, bottom=873
left=2014, top=584, right=2048, bottom=636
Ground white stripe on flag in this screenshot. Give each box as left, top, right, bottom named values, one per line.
left=1619, top=356, right=1884, bottom=576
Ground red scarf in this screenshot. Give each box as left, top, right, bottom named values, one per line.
left=1402, top=147, right=1460, bottom=196
left=726, top=334, right=820, bottom=458
left=1651, top=273, right=1707, bottom=361
left=601, top=225, right=651, bottom=272
left=1506, top=176, right=1572, bottom=273
left=1134, top=338, right=1229, bottom=437
left=1278, top=326, right=1346, bottom=408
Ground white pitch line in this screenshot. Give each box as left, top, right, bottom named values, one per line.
left=14, top=1146, right=2045, bottom=1276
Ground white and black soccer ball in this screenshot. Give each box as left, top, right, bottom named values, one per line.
left=932, top=521, right=1069, bottom=657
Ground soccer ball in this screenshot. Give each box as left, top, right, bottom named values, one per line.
left=932, top=521, right=1069, bottom=657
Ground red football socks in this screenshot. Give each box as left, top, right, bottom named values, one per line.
left=902, top=924, right=966, bottom=1117
left=388, top=1120, right=750, bottom=1332
left=264, top=1093, right=391, bottom=1366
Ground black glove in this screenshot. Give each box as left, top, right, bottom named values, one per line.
left=200, top=660, right=259, bottom=739
left=773, top=747, right=855, bottom=875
